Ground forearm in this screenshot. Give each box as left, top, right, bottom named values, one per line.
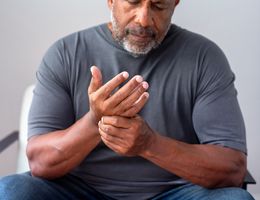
left=27, top=112, right=101, bottom=179
left=141, top=133, right=246, bottom=188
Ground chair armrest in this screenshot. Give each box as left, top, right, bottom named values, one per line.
left=242, top=170, right=256, bottom=190
left=0, top=131, right=19, bottom=153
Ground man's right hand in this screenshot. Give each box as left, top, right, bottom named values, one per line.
left=27, top=65, right=149, bottom=179
left=88, top=66, right=149, bottom=124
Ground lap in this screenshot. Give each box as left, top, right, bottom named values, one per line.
left=1, top=173, right=254, bottom=200
left=0, top=172, right=110, bottom=200
left=152, top=183, right=254, bottom=200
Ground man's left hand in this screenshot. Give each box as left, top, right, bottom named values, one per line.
left=98, top=115, right=155, bottom=156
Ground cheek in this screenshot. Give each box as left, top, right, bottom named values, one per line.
left=113, top=5, right=135, bottom=29
left=154, top=15, right=172, bottom=35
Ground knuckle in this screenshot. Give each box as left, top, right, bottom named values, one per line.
left=117, top=74, right=125, bottom=82
left=116, top=103, right=127, bottom=113
left=129, top=107, right=138, bottom=116
left=103, top=86, right=110, bottom=96
left=132, top=122, right=140, bottom=130
left=102, top=102, right=110, bottom=113
left=129, top=79, right=138, bottom=89
left=103, top=133, right=110, bottom=141
left=90, top=93, right=100, bottom=103
left=123, top=109, right=134, bottom=117
left=105, top=126, right=111, bottom=133
left=112, top=117, right=119, bottom=125
left=104, top=134, right=110, bottom=140
left=137, top=86, right=145, bottom=94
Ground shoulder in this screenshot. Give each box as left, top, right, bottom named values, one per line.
left=163, top=24, right=231, bottom=78
left=163, top=24, right=227, bottom=68
left=169, top=24, right=223, bottom=55
left=40, top=24, right=105, bottom=71
left=174, top=25, right=230, bottom=70
left=48, top=24, right=105, bottom=52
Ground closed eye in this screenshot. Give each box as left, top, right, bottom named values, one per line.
left=126, top=0, right=140, bottom=5
left=153, top=3, right=168, bottom=10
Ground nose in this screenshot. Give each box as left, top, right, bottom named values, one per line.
left=134, top=6, right=153, bottom=27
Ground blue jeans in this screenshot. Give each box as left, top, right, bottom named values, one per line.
left=0, top=172, right=254, bottom=200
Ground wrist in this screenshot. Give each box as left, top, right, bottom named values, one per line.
left=87, top=109, right=100, bottom=126
left=140, top=130, right=158, bottom=158
left=81, top=111, right=100, bottom=138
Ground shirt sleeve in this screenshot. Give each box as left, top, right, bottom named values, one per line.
left=28, top=40, right=75, bottom=139
left=192, top=41, right=247, bottom=154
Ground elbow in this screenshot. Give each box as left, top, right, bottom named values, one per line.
left=26, top=139, right=64, bottom=179
left=200, top=172, right=245, bottom=189
left=28, top=159, right=64, bottom=180
left=227, top=152, right=247, bottom=188
left=26, top=147, right=52, bottom=179
left=231, top=162, right=246, bottom=187
left=29, top=162, right=48, bottom=178
left=207, top=153, right=247, bottom=188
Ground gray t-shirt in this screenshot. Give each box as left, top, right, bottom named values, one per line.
left=28, top=24, right=247, bottom=199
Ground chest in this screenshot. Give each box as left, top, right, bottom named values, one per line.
left=71, top=57, right=198, bottom=143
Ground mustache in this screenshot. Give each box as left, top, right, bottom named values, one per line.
left=125, top=26, right=156, bottom=38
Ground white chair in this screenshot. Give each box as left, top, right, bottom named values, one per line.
left=16, top=85, right=34, bottom=173
left=0, top=85, right=34, bottom=173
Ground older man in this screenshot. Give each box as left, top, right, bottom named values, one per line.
left=0, top=0, right=254, bottom=199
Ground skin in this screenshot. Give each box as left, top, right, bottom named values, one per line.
left=98, top=116, right=246, bottom=188
left=108, top=0, right=179, bottom=55
left=27, top=0, right=246, bottom=189
left=99, top=0, right=246, bottom=188
left=27, top=66, right=149, bottom=178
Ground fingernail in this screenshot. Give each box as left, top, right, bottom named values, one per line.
left=144, top=93, right=149, bottom=98
left=142, top=82, right=149, bottom=90
left=90, top=66, right=94, bottom=75
left=122, top=71, right=129, bottom=79
left=136, top=75, right=143, bottom=83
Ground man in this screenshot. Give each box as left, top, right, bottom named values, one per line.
left=0, top=0, right=254, bottom=199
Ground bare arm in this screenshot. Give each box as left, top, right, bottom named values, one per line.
left=98, top=115, right=246, bottom=188
left=141, top=133, right=246, bottom=188
left=27, top=112, right=100, bottom=179
left=27, top=66, right=149, bottom=179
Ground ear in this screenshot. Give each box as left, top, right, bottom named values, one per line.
left=107, top=0, right=114, bottom=10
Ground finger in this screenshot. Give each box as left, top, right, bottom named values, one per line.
left=102, top=116, right=131, bottom=129
left=88, top=66, right=103, bottom=94
left=113, top=82, right=149, bottom=114
left=100, top=135, right=123, bottom=155
left=99, top=128, right=122, bottom=145
left=107, top=75, right=145, bottom=107
left=98, top=121, right=124, bottom=139
left=95, top=71, right=129, bottom=99
left=122, top=92, right=149, bottom=117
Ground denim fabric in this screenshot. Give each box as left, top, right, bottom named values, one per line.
left=151, top=183, right=254, bottom=200
left=0, top=172, right=254, bottom=200
left=0, top=172, right=112, bottom=200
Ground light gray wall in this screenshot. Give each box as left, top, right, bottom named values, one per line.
left=1, top=0, right=259, bottom=196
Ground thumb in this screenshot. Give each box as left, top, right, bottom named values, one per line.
left=88, top=66, right=103, bottom=94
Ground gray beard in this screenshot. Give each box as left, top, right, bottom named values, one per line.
left=110, top=11, right=170, bottom=57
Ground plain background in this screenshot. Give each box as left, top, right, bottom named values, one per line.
left=0, top=0, right=259, bottom=198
